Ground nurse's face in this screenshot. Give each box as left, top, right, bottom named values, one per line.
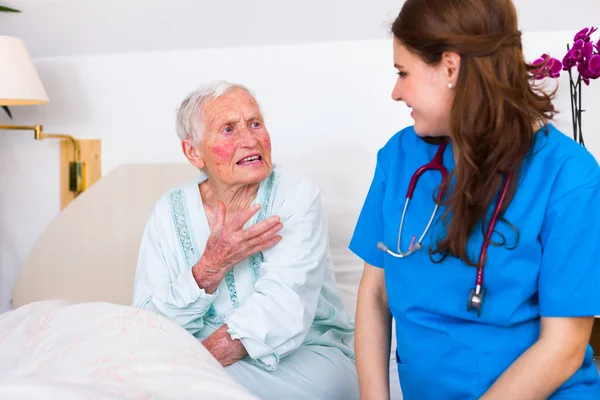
left=391, top=38, right=459, bottom=137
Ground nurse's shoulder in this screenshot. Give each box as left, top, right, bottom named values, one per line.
left=531, top=124, right=600, bottom=199
left=376, top=125, right=426, bottom=173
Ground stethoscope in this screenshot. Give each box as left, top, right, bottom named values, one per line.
left=376, top=140, right=512, bottom=317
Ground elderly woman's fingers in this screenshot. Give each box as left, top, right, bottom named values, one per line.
left=245, top=222, right=283, bottom=249
left=249, top=235, right=282, bottom=254
left=242, top=216, right=282, bottom=240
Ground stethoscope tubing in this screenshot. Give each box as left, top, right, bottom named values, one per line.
left=376, top=140, right=513, bottom=316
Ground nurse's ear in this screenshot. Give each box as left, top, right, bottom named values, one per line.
left=441, top=51, right=461, bottom=88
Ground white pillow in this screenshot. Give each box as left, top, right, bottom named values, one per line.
left=0, top=300, right=257, bottom=400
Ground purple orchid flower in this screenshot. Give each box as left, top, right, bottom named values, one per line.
left=563, top=55, right=575, bottom=70
left=562, top=53, right=577, bottom=70
left=583, top=41, right=595, bottom=60
left=575, top=27, right=598, bottom=43
left=569, top=40, right=585, bottom=61
left=542, top=26, right=600, bottom=82
left=577, top=61, right=591, bottom=85
left=552, top=27, right=599, bottom=147
left=587, top=54, right=600, bottom=78
left=531, top=54, right=563, bottom=79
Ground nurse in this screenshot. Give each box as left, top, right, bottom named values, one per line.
left=349, top=0, right=600, bottom=399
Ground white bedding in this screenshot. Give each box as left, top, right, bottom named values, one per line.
left=0, top=300, right=257, bottom=400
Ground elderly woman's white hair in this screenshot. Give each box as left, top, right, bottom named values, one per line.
left=175, top=80, right=259, bottom=146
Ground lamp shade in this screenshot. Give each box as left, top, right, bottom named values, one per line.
left=0, top=36, right=49, bottom=106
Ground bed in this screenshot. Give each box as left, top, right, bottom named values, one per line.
left=5, top=162, right=404, bottom=399
left=0, top=300, right=258, bottom=399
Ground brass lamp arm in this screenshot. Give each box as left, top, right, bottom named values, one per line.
left=0, top=124, right=80, bottom=162
left=37, top=133, right=80, bottom=162
left=0, top=124, right=85, bottom=194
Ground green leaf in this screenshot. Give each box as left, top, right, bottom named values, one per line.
left=0, top=6, right=20, bottom=12
left=2, top=106, right=13, bottom=119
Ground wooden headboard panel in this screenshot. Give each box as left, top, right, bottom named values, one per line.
left=12, top=163, right=199, bottom=308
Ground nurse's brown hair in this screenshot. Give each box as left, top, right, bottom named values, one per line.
left=391, top=0, right=556, bottom=266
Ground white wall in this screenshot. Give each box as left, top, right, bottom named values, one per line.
left=4, top=0, right=599, bottom=58
left=0, top=31, right=599, bottom=313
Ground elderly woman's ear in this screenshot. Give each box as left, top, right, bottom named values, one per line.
left=182, top=139, right=205, bottom=170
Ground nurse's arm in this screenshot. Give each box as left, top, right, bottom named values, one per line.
left=480, top=316, right=594, bottom=400
left=355, top=263, right=393, bottom=400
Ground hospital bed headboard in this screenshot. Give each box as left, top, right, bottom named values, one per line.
left=11, top=160, right=366, bottom=315
left=11, top=164, right=199, bottom=309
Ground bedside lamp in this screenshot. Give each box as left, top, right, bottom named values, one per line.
left=0, top=36, right=101, bottom=209
left=0, top=36, right=48, bottom=105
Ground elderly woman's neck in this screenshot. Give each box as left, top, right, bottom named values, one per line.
left=199, top=180, right=260, bottom=213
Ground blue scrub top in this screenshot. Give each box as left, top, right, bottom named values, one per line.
left=349, top=124, right=600, bottom=399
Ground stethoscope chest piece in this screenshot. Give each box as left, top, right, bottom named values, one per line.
left=467, top=287, right=485, bottom=317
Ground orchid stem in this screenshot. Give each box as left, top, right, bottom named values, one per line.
left=568, top=67, right=578, bottom=143
left=577, top=76, right=585, bottom=146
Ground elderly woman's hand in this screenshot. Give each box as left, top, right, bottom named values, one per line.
left=202, top=324, right=248, bottom=367
left=191, top=202, right=283, bottom=293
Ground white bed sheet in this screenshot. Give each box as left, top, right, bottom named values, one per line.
left=0, top=300, right=257, bottom=400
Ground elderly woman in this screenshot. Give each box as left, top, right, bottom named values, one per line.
left=132, top=81, right=358, bottom=400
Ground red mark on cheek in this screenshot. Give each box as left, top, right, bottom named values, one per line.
left=211, top=144, right=236, bottom=164
left=261, top=136, right=271, bottom=151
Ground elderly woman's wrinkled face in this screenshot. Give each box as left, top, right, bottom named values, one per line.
left=198, top=89, right=272, bottom=186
